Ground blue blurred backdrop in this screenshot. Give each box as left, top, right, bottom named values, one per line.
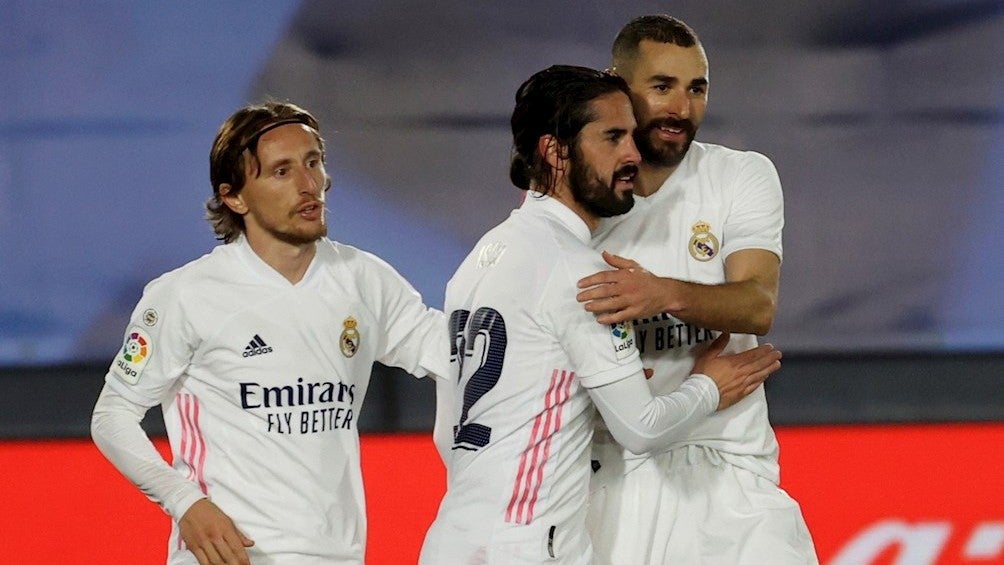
left=2, top=0, right=1003, bottom=365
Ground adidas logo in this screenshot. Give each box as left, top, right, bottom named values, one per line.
left=242, top=334, right=274, bottom=358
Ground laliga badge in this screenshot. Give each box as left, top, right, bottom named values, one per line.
left=112, top=327, right=152, bottom=385
left=340, top=317, right=360, bottom=358
left=688, top=221, right=719, bottom=262
left=610, top=321, right=636, bottom=360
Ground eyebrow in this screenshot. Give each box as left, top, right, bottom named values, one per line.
left=262, top=149, right=323, bottom=171
left=649, top=73, right=709, bottom=88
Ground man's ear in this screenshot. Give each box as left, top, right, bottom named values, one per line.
left=538, top=134, right=568, bottom=172
left=219, top=184, right=247, bottom=214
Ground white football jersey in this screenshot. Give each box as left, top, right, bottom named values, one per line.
left=591, top=141, right=784, bottom=483
left=105, top=236, right=447, bottom=565
left=421, top=195, right=643, bottom=564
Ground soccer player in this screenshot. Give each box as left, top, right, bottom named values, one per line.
left=90, top=101, right=447, bottom=565
left=419, top=65, right=782, bottom=565
left=576, top=16, right=818, bottom=564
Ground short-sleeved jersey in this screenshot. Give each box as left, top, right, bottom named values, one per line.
left=105, top=236, right=446, bottom=565
left=420, top=195, right=644, bottom=564
left=591, top=141, right=784, bottom=483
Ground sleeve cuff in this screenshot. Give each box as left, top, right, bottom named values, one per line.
left=163, top=487, right=209, bottom=521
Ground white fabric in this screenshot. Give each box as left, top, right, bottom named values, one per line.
left=588, top=372, right=717, bottom=455
left=422, top=194, right=648, bottom=565
left=590, top=141, right=784, bottom=483
left=586, top=373, right=718, bottom=457
left=586, top=445, right=818, bottom=565
left=91, top=385, right=209, bottom=520
left=96, top=236, right=447, bottom=565
left=588, top=141, right=818, bottom=562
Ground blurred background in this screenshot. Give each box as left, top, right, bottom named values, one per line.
left=1, top=1, right=1001, bottom=563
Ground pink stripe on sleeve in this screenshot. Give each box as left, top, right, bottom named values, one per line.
left=178, top=394, right=191, bottom=482
left=191, top=398, right=208, bottom=494
left=177, top=393, right=208, bottom=495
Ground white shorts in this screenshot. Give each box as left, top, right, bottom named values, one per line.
left=420, top=518, right=593, bottom=565
left=585, top=445, right=818, bottom=565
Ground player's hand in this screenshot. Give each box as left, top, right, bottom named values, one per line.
left=691, top=332, right=781, bottom=411
left=576, top=251, right=669, bottom=324
left=179, top=498, right=254, bottom=565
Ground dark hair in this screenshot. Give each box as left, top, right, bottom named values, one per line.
left=612, top=15, right=700, bottom=70
left=509, top=65, right=630, bottom=194
left=206, top=101, right=325, bottom=243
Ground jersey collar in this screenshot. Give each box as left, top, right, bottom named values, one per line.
left=233, top=235, right=321, bottom=287
left=521, top=191, right=591, bottom=244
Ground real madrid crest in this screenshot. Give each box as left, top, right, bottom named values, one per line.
left=688, top=221, right=719, bottom=262
left=340, top=316, right=360, bottom=358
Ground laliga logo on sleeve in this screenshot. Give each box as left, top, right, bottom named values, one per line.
left=113, top=327, right=152, bottom=385
left=610, top=321, right=636, bottom=360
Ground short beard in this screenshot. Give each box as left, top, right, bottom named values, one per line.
left=635, top=117, right=697, bottom=168
left=270, top=218, right=327, bottom=246
left=568, top=147, right=636, bottom=218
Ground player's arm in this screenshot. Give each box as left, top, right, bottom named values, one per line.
left=575, top=248, right=780, bottom=335
left=91, top=385, right=254, bottom=565
left=586, top=333, right=780, bottom=455
left=431, top=374, right=457, bottom=466
left=357, top=249, right=450, bottom=379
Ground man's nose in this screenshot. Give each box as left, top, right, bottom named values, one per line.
left=665, top=88, right=691, bottom=119
left=298, top=168, right=322, bottom=194
left=623, top=136, right=641, bottom=165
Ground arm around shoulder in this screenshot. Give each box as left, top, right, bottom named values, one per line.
left=577, top=249, right=779, bottom=334
left=586, top=332, right=781, bottom=454
left=664, top=248, right=780, bottom=335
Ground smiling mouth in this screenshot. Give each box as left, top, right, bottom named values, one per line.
left=647, top=117, right=693, bottom=139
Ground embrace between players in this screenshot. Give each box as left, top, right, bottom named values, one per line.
left=92, top=14, right=818, bottom=565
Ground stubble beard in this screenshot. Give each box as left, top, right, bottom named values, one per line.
left=271, top=213, right=327, bottom=246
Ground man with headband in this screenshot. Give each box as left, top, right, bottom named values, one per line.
left=91, top=101, right=447, bottom=564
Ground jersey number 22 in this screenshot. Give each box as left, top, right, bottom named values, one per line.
left=448, top=307, right=507, bottom=451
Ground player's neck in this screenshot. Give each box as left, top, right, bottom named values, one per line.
left=565, top=199, right=600, bottom=233
left=549, top=184, right=600, bottom=233
left=636, top=162, right=677, bottom=197
left=244, top=232, right=318, bottom=284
